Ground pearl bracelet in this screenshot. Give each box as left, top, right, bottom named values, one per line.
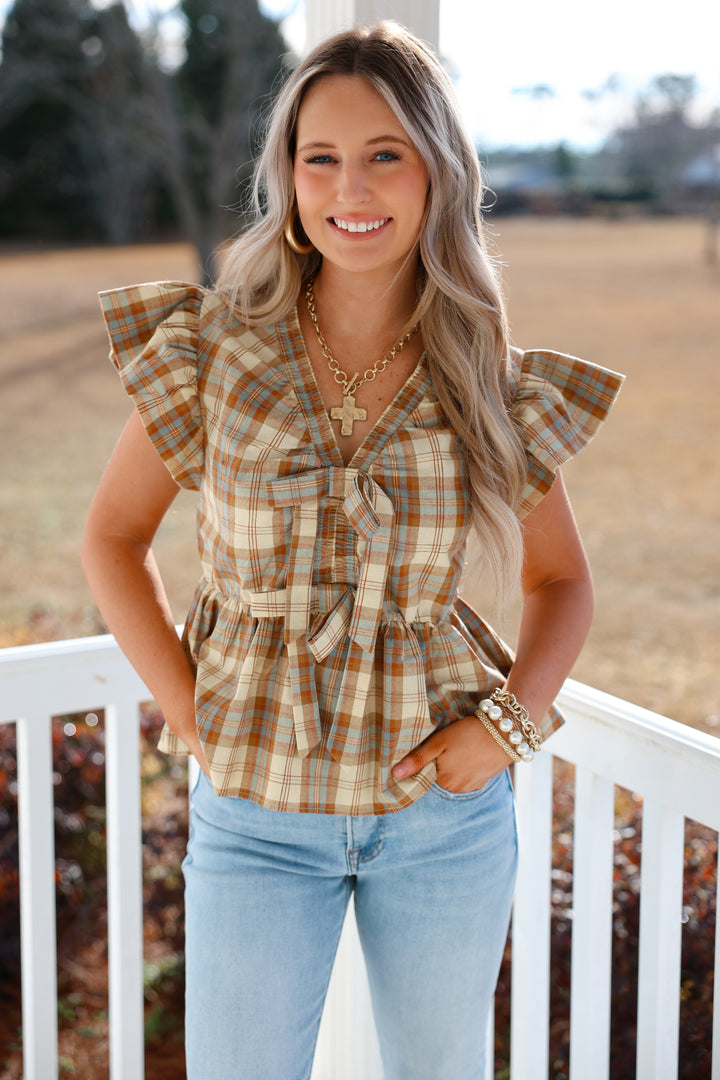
left=475, top=689, right=541, bottom=763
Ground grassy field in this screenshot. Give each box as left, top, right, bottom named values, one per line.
left=0, top=218, right=718, bottom=732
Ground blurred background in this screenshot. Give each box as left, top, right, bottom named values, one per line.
left=0, top=1, right=718, bottom=1076
left=1, top=0, right=719, bottom=262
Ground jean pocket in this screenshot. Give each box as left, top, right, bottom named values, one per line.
left=430, top=768, right=506, bottom=801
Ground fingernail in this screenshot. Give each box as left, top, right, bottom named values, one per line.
left=393, top=762, right=409, bottom=778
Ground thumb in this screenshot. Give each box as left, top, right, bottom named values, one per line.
left=392, top=729, right=444, bottom=780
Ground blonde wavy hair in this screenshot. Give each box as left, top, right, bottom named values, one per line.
left=216, top=21, right=528, bottom=600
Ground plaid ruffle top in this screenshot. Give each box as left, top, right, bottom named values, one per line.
left=99, top=281, right=624, bottom=815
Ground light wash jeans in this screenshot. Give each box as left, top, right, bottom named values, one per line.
left=183, top=768, right=517, bottom=1080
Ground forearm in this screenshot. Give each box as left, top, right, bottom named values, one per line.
left=82, top=534, right=197, bottom=724
left=81, top=412, right=210, bottom=771
left=395, top=475, right=595, bottom=788
left=505, top=575, right=594, bottom=727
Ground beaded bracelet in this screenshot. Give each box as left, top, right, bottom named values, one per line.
left=475, top=688, right=541, bottom=763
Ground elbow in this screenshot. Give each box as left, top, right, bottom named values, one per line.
left=523, top=568, right=595, bottom=646
left=562, top=563, right=595, bottom=646
left=81, top=504, right=113, bottom=583
left=81, top=511, right=147, bottom=588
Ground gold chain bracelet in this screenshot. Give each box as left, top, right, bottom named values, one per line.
left=475, top=688, right=541, bottom=763
left=475, top=713, right=523, bottom=762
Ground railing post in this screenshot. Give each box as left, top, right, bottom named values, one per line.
left=16, top=715, right=58, bottom=1080
left=105, top=701, right=145, bottom=1080
left=511, top=752, right=554, bottom=1080
left=636, top=797, right=684, bottom=1079
left=569, top=769, right=615, bottom=1078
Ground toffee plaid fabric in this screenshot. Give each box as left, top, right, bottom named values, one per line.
left=99, top=281, right=624, bottom=814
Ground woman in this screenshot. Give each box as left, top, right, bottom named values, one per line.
left=83, top=21, right=623, bottom=1079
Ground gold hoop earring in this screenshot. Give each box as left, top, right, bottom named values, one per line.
left=284, top=210, right=314, bottom=255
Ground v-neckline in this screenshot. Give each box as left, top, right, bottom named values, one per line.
left=280, top=305, right=431, bottom=470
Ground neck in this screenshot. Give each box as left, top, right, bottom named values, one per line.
left=309, top=263, right=419, bottom=342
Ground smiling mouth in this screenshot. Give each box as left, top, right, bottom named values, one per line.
left=330, top=217, right=391, bottom=233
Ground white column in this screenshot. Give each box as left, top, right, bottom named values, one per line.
left=304, top=0, right=440, bottom=53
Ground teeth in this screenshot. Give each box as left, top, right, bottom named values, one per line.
left=333, top=217, right=388, bottom=233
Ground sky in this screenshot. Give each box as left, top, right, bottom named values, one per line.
left=2, top=0, right=719, bottom=150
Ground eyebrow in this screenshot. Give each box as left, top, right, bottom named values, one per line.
left=297, top=135, right=410, bottom=153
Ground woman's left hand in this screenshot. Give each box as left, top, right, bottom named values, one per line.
left=392, top=715, right=512, bottom=793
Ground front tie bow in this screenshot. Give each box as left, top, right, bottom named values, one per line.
left=255, top=467, right=394, bottom=763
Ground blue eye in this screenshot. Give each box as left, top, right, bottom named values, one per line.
left=304, top=154, right=333, bottom=164
left=375, top=151, right=400, bottom=162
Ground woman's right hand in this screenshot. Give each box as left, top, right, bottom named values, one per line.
left=178, top=726, right=212, bottom=780
left=163, top=700, right=213, bottom=780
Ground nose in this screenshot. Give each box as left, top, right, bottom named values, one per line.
left=336, top=163, right=370, bottom=204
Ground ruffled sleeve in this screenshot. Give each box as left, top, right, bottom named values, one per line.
left=98, top=281, right=206, bottom=490
left=509, top=347, right=624, bottom=518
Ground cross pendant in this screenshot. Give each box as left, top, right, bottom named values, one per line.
left=329, top=391, right=367, bottom=436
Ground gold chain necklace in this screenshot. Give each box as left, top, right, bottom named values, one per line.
left=305, top=277, right=418, bottom=436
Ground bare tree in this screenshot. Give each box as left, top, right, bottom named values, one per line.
left=0, top=0, right=289, bottom=269
left=608, top=75, right=719, bottom=204
left=142, top=0, right=290, bottom=281
left=0, top=0, right=164, bottom=243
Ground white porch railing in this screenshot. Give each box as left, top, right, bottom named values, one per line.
left=1, top=633, right=719, bottom=1080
